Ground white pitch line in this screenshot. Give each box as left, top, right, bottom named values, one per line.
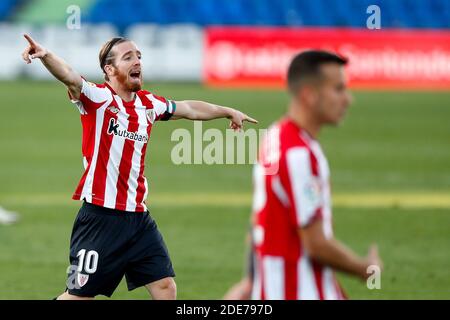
left=0, top=192, right=450, bottom=209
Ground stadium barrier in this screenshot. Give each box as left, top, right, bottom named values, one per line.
left=204, top=27, right=450, bottom=90
left=0, top=23, right=203, bottom=81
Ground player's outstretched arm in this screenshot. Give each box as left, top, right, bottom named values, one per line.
left=21, top=34, right=82, bottom=99
left=172, top=100, right=258, bottom=131
left=299, top=220, right=383, bottom=280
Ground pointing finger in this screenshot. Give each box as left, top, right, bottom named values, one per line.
left=23, top=34, right=37, bottom=47
left=244, top=115, right=258, bottom=124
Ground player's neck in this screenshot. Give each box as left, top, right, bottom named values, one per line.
left=107, top=80, right=136, bottom=103
left=287, top=102, right=321, bottom=139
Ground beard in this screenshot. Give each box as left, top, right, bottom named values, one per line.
left=114, top=67, right=142, bottom=92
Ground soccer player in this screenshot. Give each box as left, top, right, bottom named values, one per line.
left=248, top=50, right=383, bottom=300
left=21, top=34, right=257, bottom=300
left=0, top=206, right=19, bottom=225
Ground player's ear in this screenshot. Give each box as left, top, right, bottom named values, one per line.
left=104, top=64, right=114, bottom=78
left=301, top=85, right=317, bottom=108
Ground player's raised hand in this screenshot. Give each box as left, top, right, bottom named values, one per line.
left=22, top=34, right=48, bottom=64
left=228, top=109, right=258, bottom=131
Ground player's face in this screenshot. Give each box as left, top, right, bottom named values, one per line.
left=111, top=41, right=143, bottom=92
left=315, top=64, right=352, bottom=125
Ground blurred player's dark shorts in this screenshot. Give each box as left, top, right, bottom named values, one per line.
left=66, top=201, right=175, bottom=298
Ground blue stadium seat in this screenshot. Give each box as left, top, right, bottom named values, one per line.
left=82, top=0, right=450, bottom=30
left=0, top=0, right=19, bottom=21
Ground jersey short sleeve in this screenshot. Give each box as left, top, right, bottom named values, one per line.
left=69, top=78, right=111, bottom=115
left=285, top=147, right=323, bottom=228
left=147, top=94, right=177, bottom=122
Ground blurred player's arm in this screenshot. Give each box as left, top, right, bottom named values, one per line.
left=21, top=34, right=82, bottom=99
left=287, top=148, right=383, bottom=280
left=172, top=100, right=257, bottom=131
left=299, top=221, right=383, bottom=280
left=223, top=229, right=254, bottom=300
left=223, top=276, right=253, bottom=300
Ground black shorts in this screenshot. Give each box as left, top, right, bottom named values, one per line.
left=66, top=201, right=175, bottom=298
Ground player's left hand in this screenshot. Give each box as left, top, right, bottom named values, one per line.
left=227, top=109, right=258, bottom=131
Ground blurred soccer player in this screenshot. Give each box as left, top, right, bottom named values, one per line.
left=22, top=34, right=257, bottom=300
left=0, top=206, right=19, bottom=225
left=243, top=51, right=382, bottom=300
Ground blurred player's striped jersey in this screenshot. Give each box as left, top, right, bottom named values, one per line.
left=69, top=79, right=176, bottom=212
left=251, top=118, right=346, bottom=300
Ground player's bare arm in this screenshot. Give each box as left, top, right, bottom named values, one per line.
left=172, top=100, right=258, bottom=131
left=299, top=219, right=383, bottom=280
left=21, top=34, right=82, bottom=99
left=223, top=277, right=252, bottom=300
left=223, top=229, right=254, bottom=300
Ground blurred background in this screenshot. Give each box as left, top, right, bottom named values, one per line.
left=0, top=0, right=449, bottom=299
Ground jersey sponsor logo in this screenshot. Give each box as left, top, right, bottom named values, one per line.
left=107, top=118, right=149, bottom=143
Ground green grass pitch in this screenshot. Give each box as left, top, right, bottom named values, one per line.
left=0, top=80, right=449, bottom=299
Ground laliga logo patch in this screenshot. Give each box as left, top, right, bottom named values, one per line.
left=77, top=273, right=89, bottom=287
left=304, top=177, right=322, bottom=207
left=146, top=109, right=155, bottom=123
left=107, top=106, right=119, bottom=114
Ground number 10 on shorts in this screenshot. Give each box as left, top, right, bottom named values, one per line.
left=77, top=249, right=99, bottom=274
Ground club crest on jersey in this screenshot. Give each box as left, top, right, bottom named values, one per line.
left=77, top=273, right=89, bottom=287
left=146, top=109, right=155, bottom=124
left=107, top=106, right=119, bottom=114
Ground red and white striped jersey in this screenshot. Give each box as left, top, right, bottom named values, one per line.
left=69, top=78, right=176, bottom=212
left=251, top=118, right=346, bottom=300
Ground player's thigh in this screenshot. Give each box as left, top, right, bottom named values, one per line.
left=145, top=277, right=177, bottom=299
left=124, top=213, right=175, bottom=291
left=57, top=291, right=94, bottom=300
left=66, top=203, right=129, bottom=297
